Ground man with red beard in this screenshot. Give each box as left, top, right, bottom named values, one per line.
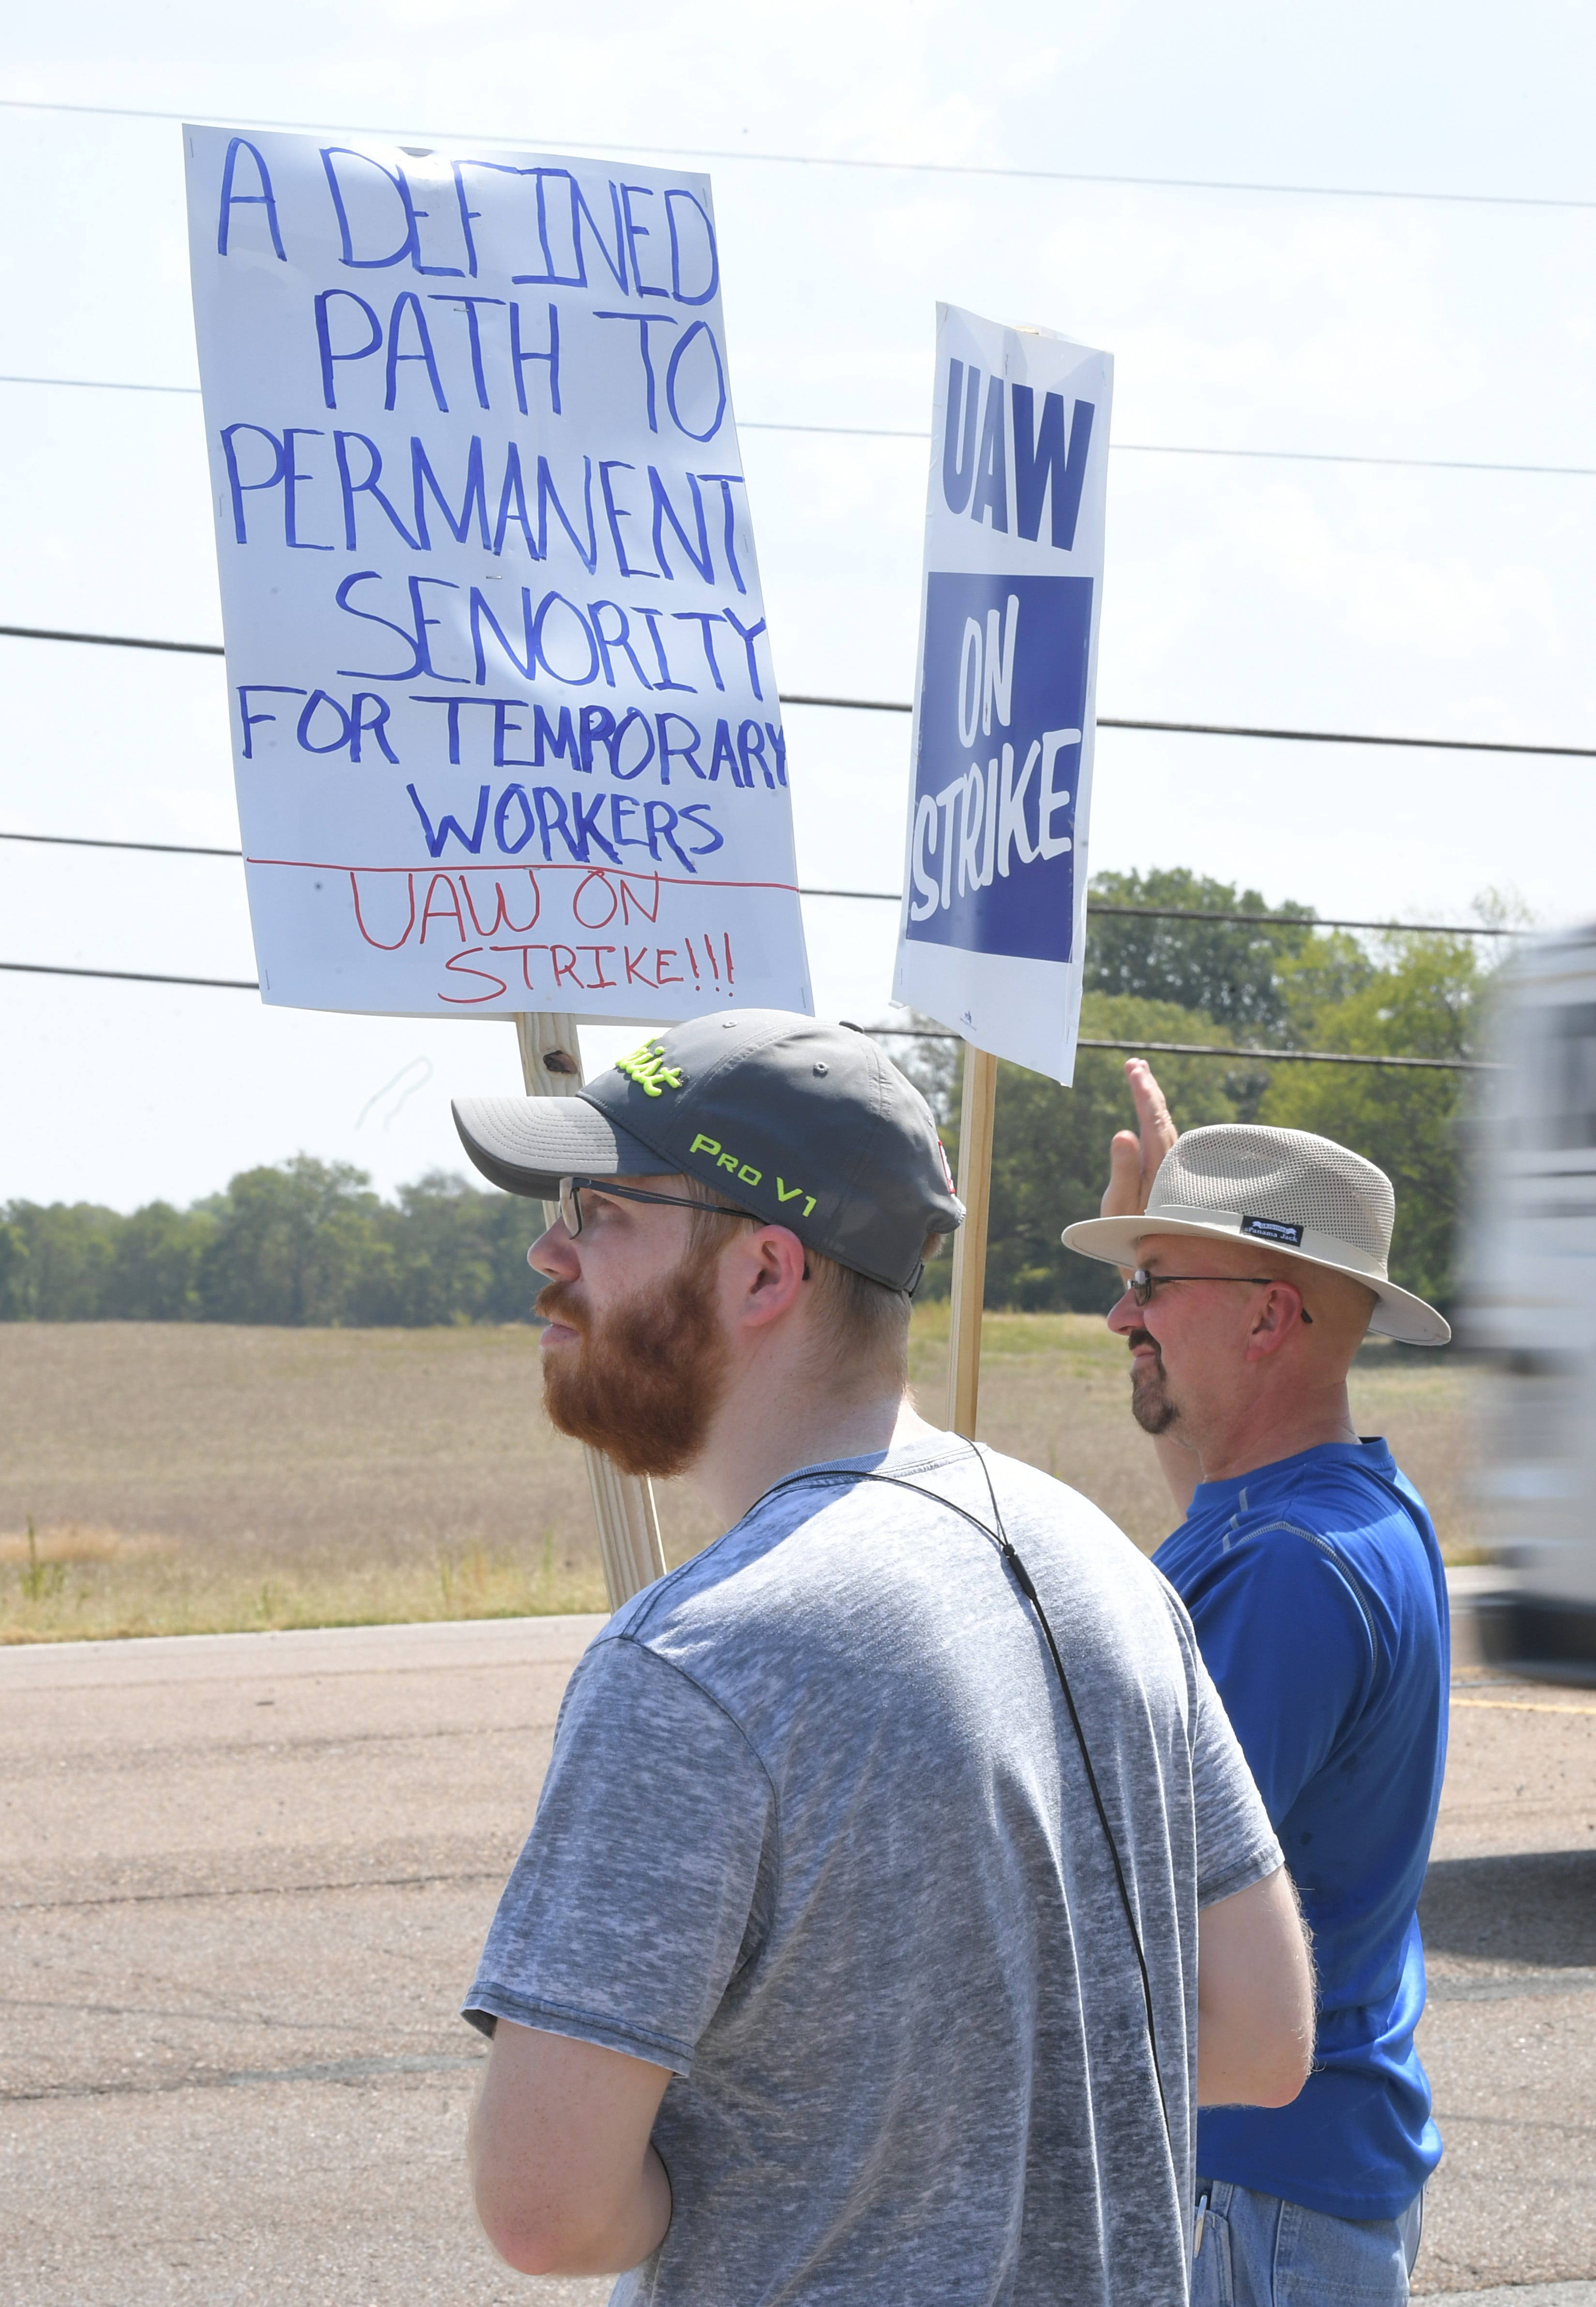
left=449, top=1011, right=1312, bottom=2307
left=1063, top=1062, right=1451, bottom=2307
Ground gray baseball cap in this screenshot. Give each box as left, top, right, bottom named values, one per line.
left=452, top=1009, right=963, bottom=1292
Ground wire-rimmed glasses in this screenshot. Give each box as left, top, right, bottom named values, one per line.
left=1127, top=1267, right=1312, bottom=1322
left=557, top=1177, right=752, bottom=1238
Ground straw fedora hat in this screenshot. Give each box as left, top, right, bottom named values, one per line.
left=1061, top=1123, right=1450, bottom=1347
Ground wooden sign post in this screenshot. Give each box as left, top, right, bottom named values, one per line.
left=515, top=1013, right=668, bottom=1611
left=945, top=1043, right=998, bottom=1439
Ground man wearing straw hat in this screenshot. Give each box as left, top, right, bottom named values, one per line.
left=1064, top=1061, right=1451, bottom=2307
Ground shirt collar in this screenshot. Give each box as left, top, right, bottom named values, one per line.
left=1187, top=1435, right=1395, bottom=1520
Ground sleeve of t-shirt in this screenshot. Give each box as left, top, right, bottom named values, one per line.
left=462, top=1633, right=774, bottom=2076
left=1186, top=1635, right=1285, bottom=1909
left=1185, top=1525, right=1376, bottom=1828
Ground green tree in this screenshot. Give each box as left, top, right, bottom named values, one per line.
left=103, top=1201, right=212, bottom=1320
left=1259, top=935, right=1482, bottom=1311
left=197, top=1156, right=386, bottom=1325
left=351, top=1172, right=464, bottom=1327
left=0, top=1161, right=547, bottom=1328
left=353, top=1170, right=538, bottom=1326
left=0, top=1201, right=122, bottom=1317
left=1084, top=867, right=1316, bottom=1041
left=0, top=1222, right=28, bottom=1319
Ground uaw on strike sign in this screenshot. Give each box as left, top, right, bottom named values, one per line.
left=894, top=304, right=1112, bottom=1081
left=185, top=126, right=811, bottom=1019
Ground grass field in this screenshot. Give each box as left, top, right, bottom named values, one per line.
left=0, top=1314, right=1482, bottom=1642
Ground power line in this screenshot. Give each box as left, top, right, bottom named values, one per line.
left=778, top=686, right=1596, bottom=761
left=4, top=95, right=1594, bottom=215
left=0, top=959, right=257, bottom=991
left=1115, top=442, right=1596, bottom=482
left=806, top=889, right=1522, bottom=937
left=0, top=828, right=242, bottom=858
left=1088, top=903, right=1520, bottom=937
left=0, top=373, right=201, bottom=397
left=0, top=953, right=1497, bottom=1065
left=3, top=623, right=1589, bottom=762
left=872, top=1028, right=1495, bottom=1072
left=0, top=621, right=223, bottom=659
left=6, top=376, right=1593, bottom=484
left=751, top=423, right=1596, bottom=482
left=1094, top=714, right=1596, bottom=761
left=0, top=829, right=1524, bottom=940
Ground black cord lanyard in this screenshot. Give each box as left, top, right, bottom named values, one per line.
left=752, top=1443, right=1173, bottom=2153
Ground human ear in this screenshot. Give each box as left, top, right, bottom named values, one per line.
left=1245, top=1283, right=1307, bottom=1362
left=731, top=1227, right=808, bottom=1332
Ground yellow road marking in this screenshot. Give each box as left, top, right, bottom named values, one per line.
left=1453, top=1697, right=1596, bottom=1717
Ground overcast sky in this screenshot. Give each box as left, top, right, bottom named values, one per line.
left=3, top=1, right=1594, bottom=1209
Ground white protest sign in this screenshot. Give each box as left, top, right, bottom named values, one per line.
left=892, top=304, right=1112, bottom=1081
left=184, top=127, right=811, bottom=1020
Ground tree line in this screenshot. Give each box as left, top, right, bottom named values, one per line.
left=0, top=1162, right=542, bottom=1327
left=1, top=868, right=1492, bottom=1324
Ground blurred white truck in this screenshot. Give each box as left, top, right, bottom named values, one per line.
left=1462, top=922, right=1596, bottom=1682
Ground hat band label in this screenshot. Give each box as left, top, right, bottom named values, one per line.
left=1240, top=1214, right=1305, bottom=1246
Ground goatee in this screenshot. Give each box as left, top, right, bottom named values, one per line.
left=537, top=1256, right=728, bottom=1478
left=1127, top=1327, right=1180, bottom=1437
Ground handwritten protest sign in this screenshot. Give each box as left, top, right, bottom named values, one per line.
left=184, top=127, right=811, bottom=1020
left=893, top=304, right=1112, bottom=1081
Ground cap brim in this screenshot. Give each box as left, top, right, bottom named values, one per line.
left=1061, top=1213, right=1452, bottom=1348
left=452, top=1094, right=676, bottom=1201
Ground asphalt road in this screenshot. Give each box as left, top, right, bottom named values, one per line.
left=1414, top=1590, right=1596, bottom=2296
left=3, top=1592, right=1593, bottom=2304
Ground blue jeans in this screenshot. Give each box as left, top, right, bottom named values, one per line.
left=1192, top=2179, right=1424, bottom=2306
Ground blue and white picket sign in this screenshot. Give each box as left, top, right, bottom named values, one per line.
left=892, top=304, right=1112, bottom=1080
left=184, top=126, right=811, bottom=1021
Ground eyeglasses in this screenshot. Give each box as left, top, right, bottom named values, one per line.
left=556, top=1176, right=753, bottom=1238
left=1127, top=1267, right=1312, bottom=1323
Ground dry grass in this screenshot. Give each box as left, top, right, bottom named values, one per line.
left=0, top=1524, right=176, bottom=1564
left=0, top=1316, right=1482, bottom=1643
left=0, top=1323, right=609, bottom=1642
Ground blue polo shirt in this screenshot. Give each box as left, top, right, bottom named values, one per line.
left=1153, top=1438, right=1449, bottom=2221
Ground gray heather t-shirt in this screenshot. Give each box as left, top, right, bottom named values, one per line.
left=465, top=1436, right=1279, bottom=2306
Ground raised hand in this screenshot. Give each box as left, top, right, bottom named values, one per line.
left=1101, top=1059, right=1178, bottom=1221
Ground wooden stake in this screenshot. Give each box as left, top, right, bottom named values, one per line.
left=515, top=1013, right=668, bottom=1610
left=945, top=1042, right=999, bottom=1439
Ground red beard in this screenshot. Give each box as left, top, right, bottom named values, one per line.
left=537, top=1255, right=729, bottom=1479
